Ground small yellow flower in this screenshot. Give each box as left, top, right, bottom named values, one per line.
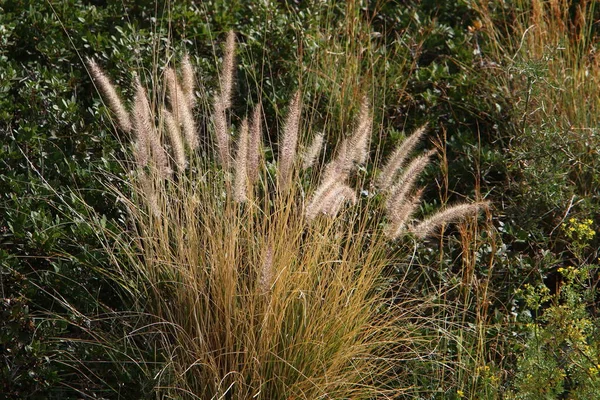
left=457, top=389, right=465, bottom=398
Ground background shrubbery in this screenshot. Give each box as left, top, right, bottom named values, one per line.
left=1, top=0, right=598, bottom=398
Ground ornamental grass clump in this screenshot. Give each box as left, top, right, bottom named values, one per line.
left=90, top=31, right=488, bottom=398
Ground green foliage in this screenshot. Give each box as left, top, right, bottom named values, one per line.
left=511, top=263, right=600, bottom=399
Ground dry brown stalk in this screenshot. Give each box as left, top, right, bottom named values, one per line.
left=247, top=104, right=262, bottom=184
left=377, top=124, right=428, bottom=191
left=301, top=131, right=324, bottom=170
left=87, top=58, right=132, bottom=133
left=410, top=202, right=490, bottom=239
left=163, top=108, right=187, bottom=172
left=234, top=118, right=249, bottom=203
left=278, top=91, right=302, bottom=190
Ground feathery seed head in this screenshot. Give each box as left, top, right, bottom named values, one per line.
left=133, top=79, right=171, bottom=177
left=259, top=244, right=274, bottom=294
left=349, top=97, right=372, bottom=165
left=88, top=58, right=132, bottom=133
left=377, top=123, right=429, bottom=190
left=181, top=54, right=196, bottom=108
left=165, top=67, right=198, bottom=150
left=213, top=95, right=231, bottom=169
left=302, top=131, right=325, bottom=170
left=234, top=118, right=250, bottom=203
left=277, top=90, right=302, bottom=190
left=385, top=149, right=436, bottom=213
left=410, top=201, right=490, bottom=239
left=132, top=79, right=152, bottom=169
left=163, top=108, right=187, bottom=172
left=220, top=30, right=236, bottom=109
left=384, top=188, right=424, bottom=239
left=320, top=184, right=358, bottom=217
left=247, top=104, right=263, bottom=185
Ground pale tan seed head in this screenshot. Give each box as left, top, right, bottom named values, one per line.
left=133, top=79, right=170, bottom=177
left=410, top=201, right=490, bottom=239
left=259, top=244, right=274, bottom=294
left=319, top=184, right=357, bottom=218
left=385, top=149, right=436, bottom=214
left=377, top=124, right=428, bottom=191
left=213, top=95, right=231, bottom=169
left=234, top=118, right=249, bottom=203
left=87, top=58, right=132, bottom=133
left=220, top=30, right=236, bottom=110
left=277, top=91, right=302, bottom=190
left=384, top=188, right=424, bottom=239
left=301, top=131, right=324, bottom=170
left=165, top=67, right=198, bottom=150
left=247, top=104, right=263, bottom=185
left=132, top=79, right=152, bottom=169
left=162, top=108, right=187, bottom=172
left=181, top=54, right=196, bottom=108
left=321, top=98, right=371, bottom=182
left=347, top=97, right=372, bottom=165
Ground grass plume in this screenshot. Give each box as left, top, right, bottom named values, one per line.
left=165, top=67, right=198, bottom=150
left=162, top=108, right=187, bottom=172
left=234, top=118, right=249, bottom=202
left=87, top=58, right=132, bottom=133
left=410, top=202, right=490, bottom=239
left=247, top=104, right=262, bottom=185
left=277, top=91, right=302, bottom=190
left=377, top=124, right=428, bottom=190
left=301, top=131, right=324, bottom=170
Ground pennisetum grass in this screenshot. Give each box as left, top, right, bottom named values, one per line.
left=90, top=30, right=489, bottom=398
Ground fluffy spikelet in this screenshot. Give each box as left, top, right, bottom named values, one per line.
left=87, top=58, right=132, bottom=133
left=213, top=95, right=230, bottom=168
left=165, top=67, right=198, bottom=150
left=247, top=104, right=262, bottom=185
left=181, top=54, right=196, bottom=108
left=305, top=176, right=339, bottom=221
left=320, top=184, right=357, bottom=217
left=220, top=31, right=236, bottom=109
left=386, top=149, right=436, bottom=213
left=278, top=91, right=302, bottom=190
left=301, top=131, right=324, bottom=170
left=163, top=108, right=187, bottom=172
left=384, top=188, right=424, bottom=239
left=134, top=80, right=170, bottom=177
left=259, top=244, right=274, bottom=294
left=132, top=79, right=152, bottom=169
left=139, top=173, right=161, bottom=218
left=234, top=118, right=249, bottom=203
left=321, top=99, right=371, bottom=182
left=378, top=124, right=428, bottom=190
left=347, top=97, right=372, bottom=165
left=410, top=201, right=490, bottom=239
